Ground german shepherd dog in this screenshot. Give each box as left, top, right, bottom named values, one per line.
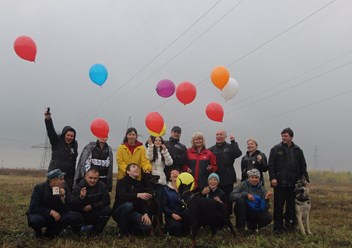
left=178, top=182, right=236, bottom=248
left=294, top=177, right=312, bottom=235
left=141, top=173, right=163, bottom=235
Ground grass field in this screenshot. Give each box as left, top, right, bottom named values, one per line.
left=0, top=169, right=351, bottom=248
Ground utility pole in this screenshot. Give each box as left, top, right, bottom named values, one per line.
left=313, top=145, right=319, bottom=170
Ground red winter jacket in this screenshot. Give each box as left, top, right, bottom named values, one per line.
left=183, top=147, right=217, bottom=189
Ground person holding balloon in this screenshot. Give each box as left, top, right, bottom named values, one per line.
left=116, top=127, right=152, bottom=181
left=74, top=136, right=114, bottom=192
left=183, top=132, right=217, bottom=192
left=44, top=108, right=78, bottom=191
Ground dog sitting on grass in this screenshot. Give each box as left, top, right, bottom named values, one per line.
left=294, top=176, right=312, bottom=235
left=177, top=172, right=236, bottom=248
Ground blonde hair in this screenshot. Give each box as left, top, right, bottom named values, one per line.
left=247, top=138, right=258, bottom=147
left=191, top=132, right=206, bottom=148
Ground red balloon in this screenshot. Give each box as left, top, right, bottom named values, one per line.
left=145, top=112, right=164, bottom=133
left=14, top=36, right=37, bottom=62
left=206, top=102, right=224, bottom=122
left=90, top=118, right=109, bottom=138
left=176, top=81, right=197, bottom=105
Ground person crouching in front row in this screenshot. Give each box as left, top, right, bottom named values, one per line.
left=72, top=168, right=111, bottom=235
left=229, top=168, right=272, bottom=234
left=27, top=169, right=81, bottom=238
left=112, top=163, right=153, bottom=239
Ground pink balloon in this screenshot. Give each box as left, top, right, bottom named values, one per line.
left=156, top=79, right=175, bottom=98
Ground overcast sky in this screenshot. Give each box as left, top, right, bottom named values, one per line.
left=1, top=0, right=351, bottom=173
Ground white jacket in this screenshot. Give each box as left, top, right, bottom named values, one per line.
left=146, top=144, right=173, bottom=185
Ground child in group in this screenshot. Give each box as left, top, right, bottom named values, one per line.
left=230, top=168, right=272, bottom=233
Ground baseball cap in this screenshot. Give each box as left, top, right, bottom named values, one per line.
left=171, top=126, right=182, bottom=133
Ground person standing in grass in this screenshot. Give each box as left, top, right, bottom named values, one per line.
left=27, top=169, right=81, bottom=238
left=116, top=127, right=152, bottom=181
left=44, top=109, right=78, bottom=191
left=268, top=127, right=309, bottom=234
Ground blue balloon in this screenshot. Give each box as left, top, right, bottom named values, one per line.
left=89, top=64, right=108, bottom=86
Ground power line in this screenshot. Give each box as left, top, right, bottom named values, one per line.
left=129, top=0, right=340, bottom=124
left=74, top=0, right=224, bottom=125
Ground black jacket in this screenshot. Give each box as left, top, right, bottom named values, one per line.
left=112, top=176, right=149, bottom=215
left=209, top=141, right=242, bottom=186
left=72, top=178, right=110, bottom=212
left=45, top=118, right=78, bottom=179
left=241, top=150, right=268, bottom=185
left=164, top=137, right=187, bottom=169
left=28, top=181, right=74, bottom=218
left=268, top=142, right=309, bottom=187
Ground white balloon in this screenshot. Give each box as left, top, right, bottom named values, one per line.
left=221, top=77, right=239, bottom=101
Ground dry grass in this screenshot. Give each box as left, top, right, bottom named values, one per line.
left=0, top=169, right=351, bottom=248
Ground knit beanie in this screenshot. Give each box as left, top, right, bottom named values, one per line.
left=208, top=173, right=220, bottom=182
left=247, top=168, right=260, bottom=178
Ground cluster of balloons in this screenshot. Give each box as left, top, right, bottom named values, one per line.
left=89, top=64, right=108, bottom=87
left=13, top=36, right=37, bottom=62
left=211, top=66, right=239, bottom=101
left=156, top=79, right=197, bottom=106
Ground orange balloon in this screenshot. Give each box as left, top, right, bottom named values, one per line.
left=206, top=102, right=224, bottom=122
left=145, top=112, right=164, bottom=133
left=211, top=66, right=230, bottom=90
left=176, top=81, right=197, bottom=105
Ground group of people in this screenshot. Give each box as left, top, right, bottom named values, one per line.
left=26, top=110, right=309, bottom=239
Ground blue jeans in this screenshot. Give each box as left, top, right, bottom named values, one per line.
left=112, top=202, right=151, bottom=235
left=28, top=210, right=82, bottom=236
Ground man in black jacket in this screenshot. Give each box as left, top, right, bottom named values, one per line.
left=45, top=109, right=78, bottom=191
left=112, top=163, right=153, bottom=238
left=27, top=169, right=82, bottom=238
left=268, top=127, right=309, bottom=234
left=209, top=129, right=242, bottom=215
left=164, top=126, right=187, bottom=173
left=72, top=168, right=111, bottom=234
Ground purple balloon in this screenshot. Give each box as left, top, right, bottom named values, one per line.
left=156, top=79, right=175, bottom=98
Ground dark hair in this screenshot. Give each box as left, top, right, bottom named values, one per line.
left=149, top=136, right=166, bottom=163
left=281, top=127, right=294, bottom=137
left=87, top=167, right=100, bottom=175
left=123, top=127, right=138, bottom=143
left=125, top=163, right=138, bottom=176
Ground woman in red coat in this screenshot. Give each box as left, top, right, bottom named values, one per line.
left=183, top=132, right=217, bottom=192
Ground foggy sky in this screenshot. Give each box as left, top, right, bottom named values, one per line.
left=1, top=0, right=351, bottom=173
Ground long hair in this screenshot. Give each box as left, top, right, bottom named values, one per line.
left=122, top=127, right=138, bottom=144
left=150, top=136, right=165, bottom=163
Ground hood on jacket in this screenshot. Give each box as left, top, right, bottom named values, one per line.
left=61, top=126, right=76, bottom=140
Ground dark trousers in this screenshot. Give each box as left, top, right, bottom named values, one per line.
left=164, top=211, right=190, bottom=236
left=220, top=184, right=234, bottom=215
left=81, top=206, right=111, bottom=233
left=28, top=210, right=82, bottom=237
left=273, top=186, right=296, bottom=231
left=112, top=202, right=151, bottom=235
left=234, top=197, right=272, bottom=230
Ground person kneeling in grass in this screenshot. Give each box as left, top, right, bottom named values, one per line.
left=229, top=168, right=272, bottom=233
